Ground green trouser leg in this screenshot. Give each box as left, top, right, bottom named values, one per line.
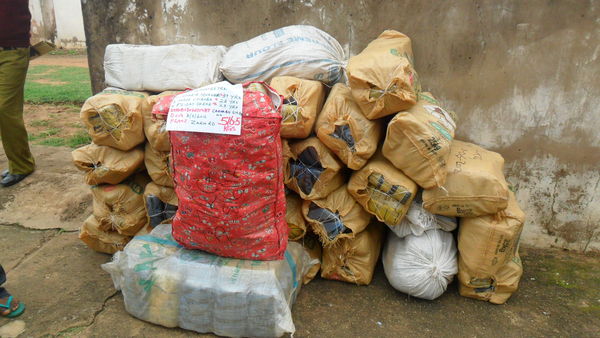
left=0, top=48, right=35, bottom=175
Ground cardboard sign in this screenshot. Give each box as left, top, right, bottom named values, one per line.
left=166, top=81, right=243, bottom=135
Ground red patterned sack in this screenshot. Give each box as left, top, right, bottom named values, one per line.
left=169, top=82, right=288, bottom=260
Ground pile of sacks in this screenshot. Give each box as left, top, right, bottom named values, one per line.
left=76, top=25, right=525, bottom=337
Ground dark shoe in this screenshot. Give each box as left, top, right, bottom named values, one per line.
left=1, top=172, right=32, bottom=187
left=1, top=169, right=8, bottom=178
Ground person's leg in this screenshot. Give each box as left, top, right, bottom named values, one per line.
left=0, top=264, right=8, bottom=299
left=0, top=264, right=25, bottom=317
left=0, top=48, right=35, bottom=175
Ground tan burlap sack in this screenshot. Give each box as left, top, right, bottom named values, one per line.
left=294, top=231, right=323, bottom=285
left=71, top=143, right=144, bottom=185
left=302, top=185, right=372, bottom=247
left=348, top=154, right=418, bottom=226
left=270, top=76, right=326, bottom=139
left=315, top=83, right=382, bottom=170
left=141, top=91, right=180, bottom=152
left=145, top=143, right=174, bottom=187
left=422, top=140, right=509, bottom=216
left=92, top=173, right=150, bottom=236
left=459, top=253, right=523, bottom=305
left=347, top=30, right=420, bottom=120
left=284, top=137, right=345, bottom=200
left=144, top=181, right=178, bottom=206
left=382, top=92, right=456, bottom=189
left=80, top=89, right=147, bottom=151
left=320, top=222, right=384, bottom=285
left=457, top=191, right=525, bottom=304
left=286, top=193, right=307, bottom=240
left=79, top=215, right=131, bottom=254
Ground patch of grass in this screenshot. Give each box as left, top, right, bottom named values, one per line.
left=37, top=137, right=67, bottom=147
left=25, top=65, right=92, bottom=104
left=65, top=131, right=92, bottom=148
left=30, top=119, right=50, bottom=127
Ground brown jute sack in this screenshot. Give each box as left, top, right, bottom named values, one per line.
left=294, top=231, right=323, bottom=285
left=284, top=137, right=345, bottom=200
left=382, top=92, right=456, bottom=189
left=457, top=191, right=525, bottom=303
left=422, top=140, right=509, bottom=217
left=91, top=173, right=150, bottom=236
left=315, top=83, right=382, bottom=170
left=302, top=185, right=372, bottom=247
left=79, top=215, right=131, bottom=254
left=144, top=181, right=178, bottom=206
left=459, top=253, right=523, bottom=305
left=80, top=89, right=147, bottom=151
left=145, top=143, right=174, bottom=187
left=141, top=91, right=180, bottom=152
left=320, top=222, right=384, bottom=285
left=348, top=153, right=418, bottom=226
left=72, top=143, right=144, bottom=185
left=347, top=30, right=420, bottom=120
left=270, top=76, right=326, bottom=139
left=286, top=193, right=307, bottom=240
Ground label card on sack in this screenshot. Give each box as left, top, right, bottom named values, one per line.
left=166, top=81, right=243, bottom=135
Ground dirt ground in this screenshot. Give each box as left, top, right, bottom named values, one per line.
left=30, top=55, right=89, bottom=68
left=0, top=145, right=599, bottom=337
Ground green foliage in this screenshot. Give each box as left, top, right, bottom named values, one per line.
left=25, top=65, right=92, bottom=104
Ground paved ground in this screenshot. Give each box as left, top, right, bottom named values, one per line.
left=0, top=145, right=599, bottom=337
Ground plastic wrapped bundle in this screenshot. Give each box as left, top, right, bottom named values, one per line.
left=457, top=191, right=525, bottom=304
left=383, top=229, right=458, bottom=300
left=80, top=88, right=147, bottom=151
left=286, top=193, right=307, bottom=240
left=79, top=215, right=131, bottom=254
left=284, top=137, right=345, bottom=200
left=270, top=76, right=326, bottom=139
left=71, top=143, right=144, bottom=185
left=321, top=222, right=384, bottom=285
left=91, top=174, right=150, bottom=236
left=102, top=224, right=317, bottom=337
left=347, top=30, right=420, bottom=119
left=144, top=182, right=178, bottom=228
left=145, top=143, right=173, bottom=187
left=221, top=25, right=345, bottom=84
left=348, top=154, right=418, bottom=226
left=141, top=91, right=181, bottom=152
left=315, top=83, right=382, bottom=170
left=382, top=92, right=456, bottom=188
left=388, top=191, right=457, bottom=238
left=423, top=140, right=509, bottom=217
left=302, top=185, right=372, bottom=247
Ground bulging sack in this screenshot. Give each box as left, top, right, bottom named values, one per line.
left=302, top=185, right=372, bottom=247
left=104, top=44, right=227, bottom=92
left=320, top=222, right=384, bottom=285
left=80, top=88, right=147, bottom=151
left=382, top=92, right=456, bottom=188
left=91, top=174, right=150, bottom=236
left=388, top=191, right=457, bottom=238
left=170, top=82, right=288, bottom=261
left=315, top=83, right=383, bottom=170
left=71, top=143, right=144, bottom=185
left=284, top=137, right=345, bottom=200
left=79, top=215, right=131, bottom=254
left=348, top=153, right=418, bottom=226
left=422, top=140, right=509, bottom=217
left=102, top=224, right=316, bottom=337
left=383, top=229, right=458, bottom=300
left=144, top=182, right=178, bottom=228
left=145, top=143, right=174, bottom=188
left=221, top=25, right=345, bottom=84
left=294, top=231, right=323, bottom=285
left=347, top=30, right=420, bottom=119
left=270, top=76, right=326, bottom=139
left=457, top=190, right=525, bottom=304
left=286, top=193, right=307, bottom=240
left=142, top=91, right=181, bottom=152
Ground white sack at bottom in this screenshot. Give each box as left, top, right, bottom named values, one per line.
left=102, top=224, right=316, bottom=338
left=383, top=229, right=457, bottom=300
left=388, top=191, right=457, bottom=238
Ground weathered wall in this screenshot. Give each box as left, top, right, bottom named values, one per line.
left=30, top=0, right=86, bottom=48
left=80, top=0, right=600, bottom=252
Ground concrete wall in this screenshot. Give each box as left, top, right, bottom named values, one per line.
left=30, top=0, right=86, bottom=48
left=80, top=0, right=600, bottom=252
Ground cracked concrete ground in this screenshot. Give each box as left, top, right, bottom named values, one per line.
left=1, top=146, right=599, bottom=337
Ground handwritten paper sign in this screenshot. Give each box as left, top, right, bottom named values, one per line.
left=166, top=81, right=244, bottom=135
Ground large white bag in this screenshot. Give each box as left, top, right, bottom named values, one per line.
left=104, top=44, right=227, bottom=91
left=388, top=191, right=457, bottom=238
left=220, top=25, right=346, bottom=84
left=102, top=224, right=316, bottom=337
left=383, top=229, right=457, bottom=300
